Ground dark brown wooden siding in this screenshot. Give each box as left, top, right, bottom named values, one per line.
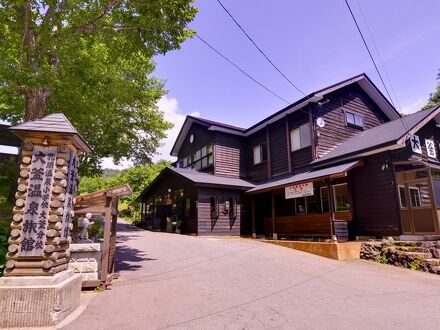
left=314, top=83, right=389, bottom=159
left=177, top=123, right=214, bottom=161
left=391, top=120, right=440, bottom=164
left=141, top=172, right=198, bottom=234
left=268, top=121, right=289, bottom=177
left=214, top=132, right=247, bottom=178
left=349, top=152, right=401, bottom=236
left=246, top=130, right=268, bottom=183
left=287, top=110, right=312, bottom=174
left=197, top=188, right=243, bottom=236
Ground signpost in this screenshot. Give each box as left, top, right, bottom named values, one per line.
left=285, top=182, right=314, bottom=199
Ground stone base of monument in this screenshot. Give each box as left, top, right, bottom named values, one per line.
left=0, top=269, right=82, bottom=328
left=69, top=243, right=102, bottom=285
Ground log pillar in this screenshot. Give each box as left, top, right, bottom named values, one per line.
left=0, top=113, right=92, bottom=328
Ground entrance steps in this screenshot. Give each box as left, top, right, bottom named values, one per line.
left=361, top=239, right=440, bottom=275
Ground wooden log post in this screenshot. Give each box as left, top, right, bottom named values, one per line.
left=251, top=195, right=257, bottom=239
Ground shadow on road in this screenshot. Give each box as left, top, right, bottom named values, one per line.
left=115, top=245, right=156, bottom=272
left=115, top=220, right=156, bottom=272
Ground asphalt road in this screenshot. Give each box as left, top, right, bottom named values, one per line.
left=63, top=222, right=440, bottom=330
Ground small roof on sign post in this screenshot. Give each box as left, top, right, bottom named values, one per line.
left=9, top=113, right=92, bottom=153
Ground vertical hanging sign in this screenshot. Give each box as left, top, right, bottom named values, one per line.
left=61, top=153, right=78, bottom=241
left=18, top=146, right=57, bottom=256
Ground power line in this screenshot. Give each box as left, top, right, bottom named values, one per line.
left=196, top=34, right=290, bottom=104
left=355, top=0, right=402, bottom=112
left=216, top=0, right=307, bottom=97
left=344, top=0, right=396, bottom=108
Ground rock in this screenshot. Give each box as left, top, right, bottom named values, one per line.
left=430, top=248, right=440, bottom=259
left=387, top=236, right=395, bottom=243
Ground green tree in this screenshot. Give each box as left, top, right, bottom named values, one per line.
left=0, top=1, right=197, bottom=175
left=424, top=70, right=440, bottom=109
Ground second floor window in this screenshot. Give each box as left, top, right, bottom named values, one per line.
left=346, top=111, right=364, bottom=129
left=253, top=143, right=267, bottom=165
left=290, top=123, right=311, bottom=152
left=182, top=144, right=213, bottom=170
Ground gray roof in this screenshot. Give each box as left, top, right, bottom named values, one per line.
left=247, top=161, right=360, bottom=194
left=9, top=113, right=92, bottom=152
left=313, top=105, right=440, bottom=166
left=137, top=166, right=255, bottom=201
left=169, top=167, right=255, bottom=189
left=10, top=113, right=79, bottom=134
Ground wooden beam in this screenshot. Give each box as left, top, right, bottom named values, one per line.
left=327, top=180, right=335, bottom=239
left=285, top=116, right=292, bottom=173
left=266, top=126, right=272, bottom=179
left=251, top=196, right=256, bottom=239
left=74, top=206, right=107, bottom=215
left=100, top=196, right=112, bottom=283
left=271, top=191, right=277, bottom=240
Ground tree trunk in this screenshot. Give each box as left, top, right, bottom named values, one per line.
left=25, top=88, right=51, bottom=121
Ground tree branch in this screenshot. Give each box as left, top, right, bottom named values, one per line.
left=71, top=0, right=124, bottom=35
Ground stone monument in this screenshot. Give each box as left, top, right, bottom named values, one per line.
left=0, top=113, right=92, bottom=328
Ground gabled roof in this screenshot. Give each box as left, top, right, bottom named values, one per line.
left=312, top=105, right=440, bottom=167
left=137, top=166, right=255, bottom=201
left=171, top=73, right=400, bottom=156
left=170, top=116, right=245, bottom=156
left=9, top=113, right=92, bottom=152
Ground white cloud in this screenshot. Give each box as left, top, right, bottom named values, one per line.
left=152, top=95, right=199, bottom=162
left=401, top=98, right=426, bottom=115
left=101, top=95, right=198, bottom=169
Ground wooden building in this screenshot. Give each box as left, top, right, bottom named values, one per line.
left=138, top=73, right=440, bottom=240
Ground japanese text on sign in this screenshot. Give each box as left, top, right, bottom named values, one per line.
left=285, top=182, right=314, bottom=199
left=19, top=146, right=57, bottom=256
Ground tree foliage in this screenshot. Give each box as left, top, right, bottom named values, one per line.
left=0, top=0, right=197, bottom=175
left=79, top=160, right=170, bottom=206
left=424, top=70, right=440, bottom=109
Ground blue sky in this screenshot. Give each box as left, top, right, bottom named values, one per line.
left=2, top=1, right=440, bottom=167
left=154, top=0, right=440, bottom=130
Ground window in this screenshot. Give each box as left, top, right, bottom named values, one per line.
left=210, top=196, right=219, bottom=219
left=295, top=197, right=306, bottom=215
left=185, top=198, right=191, bottom=217
left=181, top=143, right=213, bottom=170
left=306, top=195, right=318, bottom=214
left=290, top=124, right=311, bottom=152
left=433, top=180, right=440, bottom=207
left=228, top=197, right=237, bottom=220
left=346, top=111, right=364, bottom=129
left=333, top=183, right=350, bottom=212
left=409, top=187, right=421, bottom=207
left=398, top=185, right=407, bottom=208
left=253, top=143, right=267, bottom=165
left=320, top=187, right=329, bottom=213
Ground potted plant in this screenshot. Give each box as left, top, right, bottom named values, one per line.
left=172, top=218, right=183, bottom=234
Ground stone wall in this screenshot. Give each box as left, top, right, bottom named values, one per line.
left=69, top=243, right=102, bottom=282
left=361, top=238, right=440, bottom=275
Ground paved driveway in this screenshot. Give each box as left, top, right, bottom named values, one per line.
left=64, top=222, right=440, bottom=330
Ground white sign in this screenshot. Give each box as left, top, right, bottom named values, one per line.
left=285, top=182, right=314, bottom=199
left=425, top=139, right=437, bottom=158
left=410, top=135, right=422, bottom=154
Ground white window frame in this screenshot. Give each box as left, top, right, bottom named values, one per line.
left=398, top=185, right=407, bottom=208
left=409, top=186, right=422, bottom=208
left=253, top=145, right=262, bottom=165
left=345, top=111, right=364, bottom=129
left=332, top=183, right=350, bottom=212
left=290, top=123, right=311, bottom=152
